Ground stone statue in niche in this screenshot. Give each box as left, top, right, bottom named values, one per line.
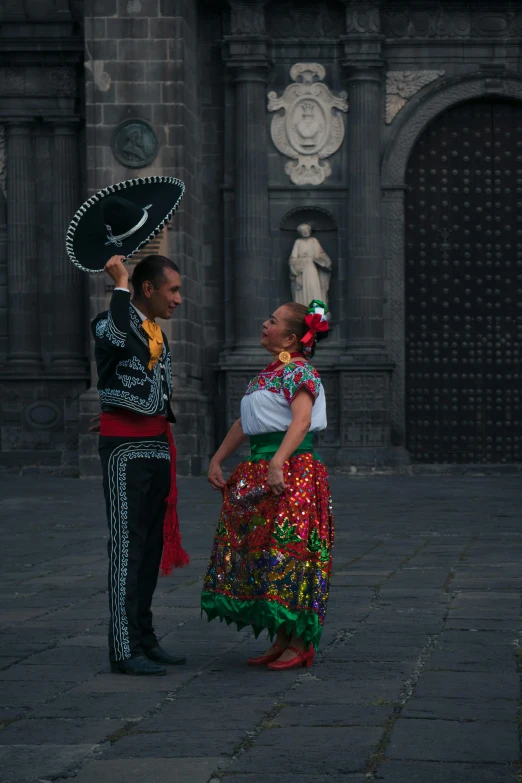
left=289, top=223, right=332, bottom=307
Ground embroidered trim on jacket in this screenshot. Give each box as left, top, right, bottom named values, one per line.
left=96, top=312, right=126, bottom=348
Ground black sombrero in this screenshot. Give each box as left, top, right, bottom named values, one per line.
left=65, top=176, right=184, bottom=273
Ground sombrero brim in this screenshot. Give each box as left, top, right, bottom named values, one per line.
left=65, top=176, right=184, bottom=273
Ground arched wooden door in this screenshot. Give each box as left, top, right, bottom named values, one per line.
left=405, top=100, right=522, bottom=463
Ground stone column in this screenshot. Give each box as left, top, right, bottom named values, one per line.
left=50, top=121, right=85, bottom=371
left=340, top=0, right=384, bottom=354
left=225, top=0, right=270, bottom=352
left=0, top=188, right=7, bottom=361
left=6, top=121, right=41, bottom=369
left=343, top=64, right=384, bottom=351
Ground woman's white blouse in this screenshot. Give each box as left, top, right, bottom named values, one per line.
left=240, top=361, right=327, bottom=437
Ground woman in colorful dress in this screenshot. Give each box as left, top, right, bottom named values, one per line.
left=201, top=300, right=334, bottom=671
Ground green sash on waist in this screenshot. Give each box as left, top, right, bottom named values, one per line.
left=248, top=431, right=322, bottom=463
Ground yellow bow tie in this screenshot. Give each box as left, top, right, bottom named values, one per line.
left=141, top=319, right=164, bottom=370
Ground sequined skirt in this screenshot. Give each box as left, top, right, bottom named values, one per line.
left=201, top=451, right=334, bottom=649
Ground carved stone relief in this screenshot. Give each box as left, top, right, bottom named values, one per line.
left=51, top=67, right=76, bottom=97
left=340, top=373, right=389, bottom=448
left=229, top=1, right=266, bottom=34
left=5, top=67, right=26, bottom=96
left=383, top=9, right=522, bottom=39
left=268, top=63, right=348, bottom=186
left=386, top=70, right=445, bottom=124
left=267, top=1, right=345, bottom=39
left=345, top=2, right=380, bottom=34
left=111, top=119, right=159, bottom=169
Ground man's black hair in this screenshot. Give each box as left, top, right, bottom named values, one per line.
left=131, top=255, right=180, bottom=298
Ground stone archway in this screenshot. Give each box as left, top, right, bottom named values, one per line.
left=380, top=72, right=522, bottom=455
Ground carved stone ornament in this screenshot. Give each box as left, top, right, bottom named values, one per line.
left=51, top=67, right=76, bottom=97
left=111, top=118, right=159, bottom=169
left=382, top=9, right=522, bottom=39
left=5, top=66, right=26, bottom=96
left=268, top=63, right=348, bottom=186
left=386, top=70, right=445, bottom=124
left=267, top=2, right=345, bottom=39
left=229, top=1, right=266, bottom=35
left=345, top=2, right=380, bottom=35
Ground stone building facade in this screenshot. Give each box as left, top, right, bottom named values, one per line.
left=2, top=1, right=522, bottom=474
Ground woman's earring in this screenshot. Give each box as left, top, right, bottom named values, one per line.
left=278, top=351, right=291, bottom=365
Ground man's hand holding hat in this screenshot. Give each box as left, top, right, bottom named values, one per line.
left=104, top=255, right=129, bottom=288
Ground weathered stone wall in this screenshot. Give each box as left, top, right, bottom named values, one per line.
left=79, top=0, right=212, bottom=477
left=0, top=2, right=87, bottom=474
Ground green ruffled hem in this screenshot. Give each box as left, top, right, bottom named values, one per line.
left=201, top=591, right=323, bottom=649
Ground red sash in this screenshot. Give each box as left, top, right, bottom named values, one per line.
left=100, top=410, right=190, bottom=575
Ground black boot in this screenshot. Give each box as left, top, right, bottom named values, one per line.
left=110, top=654, right=167, bottom=676
left=144, top=645, right=187, bottom=665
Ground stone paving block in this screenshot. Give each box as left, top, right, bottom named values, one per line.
left=69, top=671, right=192, bottom=694
left=400, top=697, right=518, bottom=722
left=448, top=605, right=521, bottom=619
left=0, top=657, right=23, bottom=670
left=386, top=719, right=519, bottom=763
left=426, top=650, right=516, bottom=673
left=20, top=647, right=107, bottom=667
left=317, top=662, right=414, bottom=682
left=437, top=630, right=518, bottom=650
left=276, top=702, right=392, bottom=727
left=363, top=617, right=443, bottom=633
left=136, top=697, right=272, bottom=733
left=57, top=635, right=109, bottom=648
left=0, top=744, right=93, bottom=783
left=0, top=717, right=125, bottom=745
left=413, top=672, right=519, bottom=701
left=0, top=681, right=78, bottom=708
left=321, top=635, right=427, bottom=663
left=445, top=618, right=521, bottom=631
left=70, top=757, right=224, bottom=783
left=102, top=729, right=243, bottom=758
left=34, top=692, right=164, bottom=719
left=374, top=761, right=517, bottom=782
left=232, top=726, right=382, bottom=774
left=0, top=609, right=47, bottom=623
left=177, top=669, right=299, bottom=699
left=287, top=679, right=403, bottom=705
left=0, top=664, right=97, bottom=682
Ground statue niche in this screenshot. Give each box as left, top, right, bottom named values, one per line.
left=289, top=223, right=331, bottom=307
left=280, top=207, right=337, bottom=312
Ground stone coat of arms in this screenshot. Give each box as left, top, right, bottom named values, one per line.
left=268, top=63, right=349, bottom=186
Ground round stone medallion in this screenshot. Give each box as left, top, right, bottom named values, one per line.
left=25, top=401, right=61, bottom=430
left=111, top=118, right=159, bottom=169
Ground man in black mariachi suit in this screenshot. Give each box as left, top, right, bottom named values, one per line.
left=93, top=253, right=187, bottom=675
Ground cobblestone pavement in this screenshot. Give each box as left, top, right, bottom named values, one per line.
left=0, top=474, right=521, bottom=783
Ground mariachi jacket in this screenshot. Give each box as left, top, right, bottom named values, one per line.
left=92, top=289, right=175, bottom=421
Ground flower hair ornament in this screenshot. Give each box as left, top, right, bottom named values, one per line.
left=302, top=299, right=329, bottom=357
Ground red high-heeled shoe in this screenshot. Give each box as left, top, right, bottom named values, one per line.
left=267, top=645, right=315, bottom=671
left=247, top=642, right=286, bottom=666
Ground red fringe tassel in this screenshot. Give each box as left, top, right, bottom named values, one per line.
left=160, top=421, right=190, bottom=575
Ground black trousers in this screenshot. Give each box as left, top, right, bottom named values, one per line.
left=99, top=435, right=171, bottom=662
